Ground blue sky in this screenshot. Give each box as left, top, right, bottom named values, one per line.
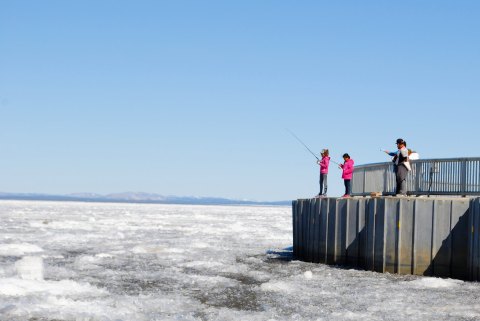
left=1, top=1, right=479, bottom=201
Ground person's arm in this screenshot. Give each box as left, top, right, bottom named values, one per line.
left=384, top=150, right=396, bottom=157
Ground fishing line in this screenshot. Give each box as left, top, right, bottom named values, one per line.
left=286, top=128, right=319, bottom=161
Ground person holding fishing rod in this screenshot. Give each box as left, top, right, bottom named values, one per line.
left=382, top=138, right=410, bottom=196
left=287, top=129, right=331, bottom=197
left=317, top=149, right=330, bottom=197
left=339, top=153, right=355, bottom=198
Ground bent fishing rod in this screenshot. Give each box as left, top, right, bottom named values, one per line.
left=286, top=128, right=319, bottom=161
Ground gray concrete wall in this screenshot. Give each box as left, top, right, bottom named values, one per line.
left=292, top=196, right=476, bottom=281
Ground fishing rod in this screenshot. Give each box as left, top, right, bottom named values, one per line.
left=286, top=128, right=319, bottom=161
left=286, top=128, right=343, bottom=166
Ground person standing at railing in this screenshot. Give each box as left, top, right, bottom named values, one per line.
left=316, top=149, right=330, bottom=197
left=385, top=138, right=410, bottom=196
left=339, top=153, right=354, bottom=198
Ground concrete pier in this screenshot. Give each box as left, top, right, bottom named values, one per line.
left=292, top=196, right=479, bottom=281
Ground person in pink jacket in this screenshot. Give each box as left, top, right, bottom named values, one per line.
left=339, top=153, right=354, bottom=197
left=316, top=149, right=330, bottom=197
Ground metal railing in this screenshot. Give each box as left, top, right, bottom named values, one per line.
left=351, top=157, right=480, bottom=196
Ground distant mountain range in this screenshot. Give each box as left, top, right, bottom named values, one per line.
left=0, top=192, right=291, bottom=206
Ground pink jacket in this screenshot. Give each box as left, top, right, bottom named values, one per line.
left=340, top=159, right=354, bottom=180
left=319, top=156, right=330, bottom=174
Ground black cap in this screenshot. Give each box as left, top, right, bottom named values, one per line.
left=342, top=153, right=350, bottom=158
left=396, top=138, right=405, bottom=145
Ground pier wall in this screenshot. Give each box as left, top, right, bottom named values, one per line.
left=292, top=197, right=480, bottom=281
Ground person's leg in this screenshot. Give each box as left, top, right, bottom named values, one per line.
left=393, top=165, right=399, bottom=195
left=319, top=174, right=324, bottom=195
left=345, top=179, right=351, bottom=195
left=396, top=165, right=408, bottom=195
left=323, top=174, right=328, bottom=195
left=395, top=168, right=402, bottom=195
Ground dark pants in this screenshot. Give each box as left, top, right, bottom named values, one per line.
left=344, top=179, right=351, bottom=195
left=396, top=164, right=408, bottom=195
left=319, top=173, right=328, bottom=195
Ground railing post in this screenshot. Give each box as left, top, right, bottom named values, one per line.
left=363, top=169, right=367, bottom=195
left=415, top=162, right=421, bottom=194
left=383, top=166, right=387, bottom=195
left=461, top=159, right=467, bottom=195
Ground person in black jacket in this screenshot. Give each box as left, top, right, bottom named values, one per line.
left=384, top=138, right=410, bottom=195
left=392, top=138, right=409, bottom=196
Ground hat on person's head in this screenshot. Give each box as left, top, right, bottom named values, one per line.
left=396, top=138, right=405, bottom=145
left=342, top=153, right=350, bottom=158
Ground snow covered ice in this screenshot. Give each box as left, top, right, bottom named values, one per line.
left=1, top=201, right=480, bottom=320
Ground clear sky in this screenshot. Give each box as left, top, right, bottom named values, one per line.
left=1, top=1, right=479, bottom=201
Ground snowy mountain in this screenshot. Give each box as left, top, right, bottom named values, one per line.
left=0, top=192, right=290, bottom=206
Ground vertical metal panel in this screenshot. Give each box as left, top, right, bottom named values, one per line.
left=296, top=199, right=303, bottom=260
left=374, top=198, right=386, bottom=273
left=397, top=199, right=414, bottom=275
left=357, top=198, right=368, bottom=270
left=312, top=198, right=321, bottom=263
left=475, top=198, right=480, bottom=281
left=302, top=200, right=309, bottom=261
left=303, top=199, right=312, bottom=262
left=305, top=199, right=315, bottom=262
left=467, top=198, right=473, bottom=280
left=450, top=199, right=470, bottom=280
left=299, top=199, right=308, bottom=260
left=468, top=198, right=479, bottom=281
left=292, top=200, right=296, bottom=250
left=326, top=198, right=339, bottom=264
left=382, top=198, right=398, bottom=274
left=412, top=199, right=434, bottom=276
left=293, top=200, right=302, bottom=259
left=303, top=199, right=311, bottom=261
left=337, top=198, right=348, bottom=265
left=365, top=198, right=377, bottom=271
left=432, top=200, right=452, bottom=277
left=472, top=198, right=480, bottom=280
left=318, top=198, right=330, bottom=263
left=309, top=199, right=317, bottom=262
left=346, top=199, right=360, bottom=267
left=304, top=199, right=313, bottom=261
